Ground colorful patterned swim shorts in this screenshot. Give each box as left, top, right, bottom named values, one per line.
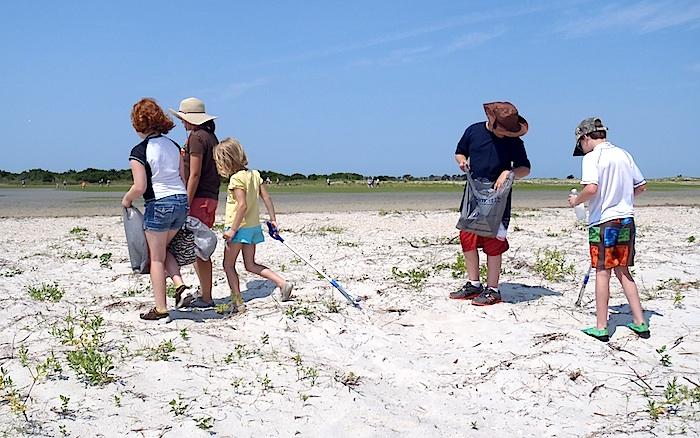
left=589, top=217, right=635, bottom=269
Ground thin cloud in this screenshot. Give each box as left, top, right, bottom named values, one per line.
left=352, top=28, right=505, bottom=68
left=249, top=2, right=569, bottom=68
left=442, top=28, right=505, bottom=54
left=555, top=1, right=700, bottom=36
left=351, top=45, right=433, bottom=67
left=219, top=78, right=268, bottom=100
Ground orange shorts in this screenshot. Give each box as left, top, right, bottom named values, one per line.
left=459, top=230, right=509, bottom=256
left=189, top=197, right=218, bottom=228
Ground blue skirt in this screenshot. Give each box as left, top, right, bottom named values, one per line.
left=228, top=225, right=265, bottom=244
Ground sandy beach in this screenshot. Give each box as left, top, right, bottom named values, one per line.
left=0, top=206, right=699, bottom=437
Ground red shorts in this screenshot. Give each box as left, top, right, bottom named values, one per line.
left=189, top=197, right=218, bottom=228
left=459, top=230, right=509, bottom=256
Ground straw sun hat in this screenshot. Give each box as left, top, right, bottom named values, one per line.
left=169, top=97, right=217, bottom=126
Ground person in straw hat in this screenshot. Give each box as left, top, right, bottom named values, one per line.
left=450, top=101, right=531, bottom=306
left=170, top=97, right=221, bottom=308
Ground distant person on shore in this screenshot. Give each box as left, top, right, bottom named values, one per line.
left=62, top=179, right=67, bottom=189
left=81, top=181, right=86, bottom=190
left=21, top=179, right=26, bottom=188
left=106, top=179, right=111, bottom=187
left=122, top=98, right=189, bottom=320
left=326, top=178, right=331, bottom=186
left=170, top=97, right=220, bottom=308
left=214, top=137, right=294, bottom=314
left=568, top=117, right=648, bottom=342
left=450, top=102, right=531, bottom=305
left=367, top=176, right=373, bottom=188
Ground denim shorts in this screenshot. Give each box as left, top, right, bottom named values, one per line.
left=226, top=225, right=265, bottom=244
left=144, top=194, right=189, bottom=232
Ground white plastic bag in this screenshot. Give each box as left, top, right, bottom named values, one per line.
left=185, top=216, right=217, bottom=261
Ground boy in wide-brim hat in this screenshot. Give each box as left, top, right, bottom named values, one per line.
left=450, top=102, right=531, bottom=306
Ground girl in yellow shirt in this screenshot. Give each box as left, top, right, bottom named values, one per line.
left=213, top=138, right=294, bottom=313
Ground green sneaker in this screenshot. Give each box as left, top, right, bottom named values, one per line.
left=626, top=322, right=650, bottom=339
left=582, top=327, right=609, bottom=342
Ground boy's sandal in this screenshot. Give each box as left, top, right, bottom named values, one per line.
left=140, top=307, right=169, bottom=321
left=626, top=322, right=650, bottom=339
left=582, top=327, right=609, bottom=342
left=174, top=284, right=192, bottom=308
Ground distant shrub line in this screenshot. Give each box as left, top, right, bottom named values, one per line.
left=1, top=168, right=468, bottom=184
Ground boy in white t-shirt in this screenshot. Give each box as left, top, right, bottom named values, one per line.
left=568, top=117, right=649, bottom=342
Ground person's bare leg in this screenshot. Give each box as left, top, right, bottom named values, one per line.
left=486, top=254, right=502, bottom=289
left=594, top=268, right=612, bottom=329
left=222, top=243, right=243, bottom=297
left=614, top=266, right=645, bottom=325
left=194, top=258, right=213, bottom=302
left=464, top=249, right=480, bottom=282
left=165, top=251, right=185, bottom=288
left=241, top=244, right=285, bottom=288
left=145, top=229, right=178, bottom=311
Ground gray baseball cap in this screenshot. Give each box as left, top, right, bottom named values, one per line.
left=573, top=117, right=607, bottom=156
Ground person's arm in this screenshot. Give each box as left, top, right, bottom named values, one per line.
left=259, top=183, right=277, bottom=228
left=179, top=152, right=186, bottom=186
left=455, top=154, right=469, bottom=172
left=455, top=127, right=471, bottom=172
left=187, top=153, right=202, bottom=205
left=634, top=183, right=647, bottom=196
left=222, top=188, right=247, bottom=241
left=568, top=183, right=598, bottom=207
left=122, top=161, right=147, bottom=207
left=495, top=139, right=531, bottom=189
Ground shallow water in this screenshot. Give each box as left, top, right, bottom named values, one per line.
left=0, top=188, right=697, bottom=217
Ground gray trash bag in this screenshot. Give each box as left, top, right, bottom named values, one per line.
left=456, top=171, right=514, bottom=237
left=184, top=216, right=217, bottom=261
left=122, top=206, right=150, bottom=274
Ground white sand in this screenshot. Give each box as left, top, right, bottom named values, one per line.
left=0, top=207, right=698, bottom=437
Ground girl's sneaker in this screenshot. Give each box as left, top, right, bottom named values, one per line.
left=582, top=327, right=609, bottom=342
left=280, top=282, right=294, bottom=302
left=174, top=284, right=192, bottom=308
left=626, top=322, right=650, bottom=339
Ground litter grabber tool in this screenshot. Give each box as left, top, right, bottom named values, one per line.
left=575, top=267, right=592, bottom=307
left=266, top=221, right=361, bottom=308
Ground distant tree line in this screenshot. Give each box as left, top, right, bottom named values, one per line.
left=0, top=168, right=468, bottom=184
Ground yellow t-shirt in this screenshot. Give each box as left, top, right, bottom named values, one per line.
left=224, top=169, right=262, bottom=228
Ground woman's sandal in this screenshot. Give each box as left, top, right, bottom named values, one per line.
left=140, top=307, right=169, bottom=321
left=627, top=322, right=651, bottom=339
left=582, top=327, right=609, bottom=342
left=174, top=284, right=192, bottom=308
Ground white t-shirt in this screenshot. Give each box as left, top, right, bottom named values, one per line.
left=581, top=141, right=646, bottom=226
left=129, top=135, right=187, bottom=201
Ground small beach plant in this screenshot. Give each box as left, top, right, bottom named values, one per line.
left=98, top=253, right=112, bottom=268
left=169, top=395, right=188, bottom=416
left=27, top=282, right=64, bottom=302
left=533, top=248, right=575, bottom=282
left=391, top=266, right=429, bottom=290
left=50, top=309, right=114, bottom=385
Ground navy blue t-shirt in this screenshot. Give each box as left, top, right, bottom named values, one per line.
left=455, top=122, right=530, bottom=181
left=456, top=122, right=530, bottom=229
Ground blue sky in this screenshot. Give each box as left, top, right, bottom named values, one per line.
left=2, top=0, right=699, bottom=177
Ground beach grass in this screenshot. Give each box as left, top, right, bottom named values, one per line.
left=3, top=179, right=698, bottom=194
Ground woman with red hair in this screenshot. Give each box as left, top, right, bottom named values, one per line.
left=122, top=98, right=189, bottom=320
